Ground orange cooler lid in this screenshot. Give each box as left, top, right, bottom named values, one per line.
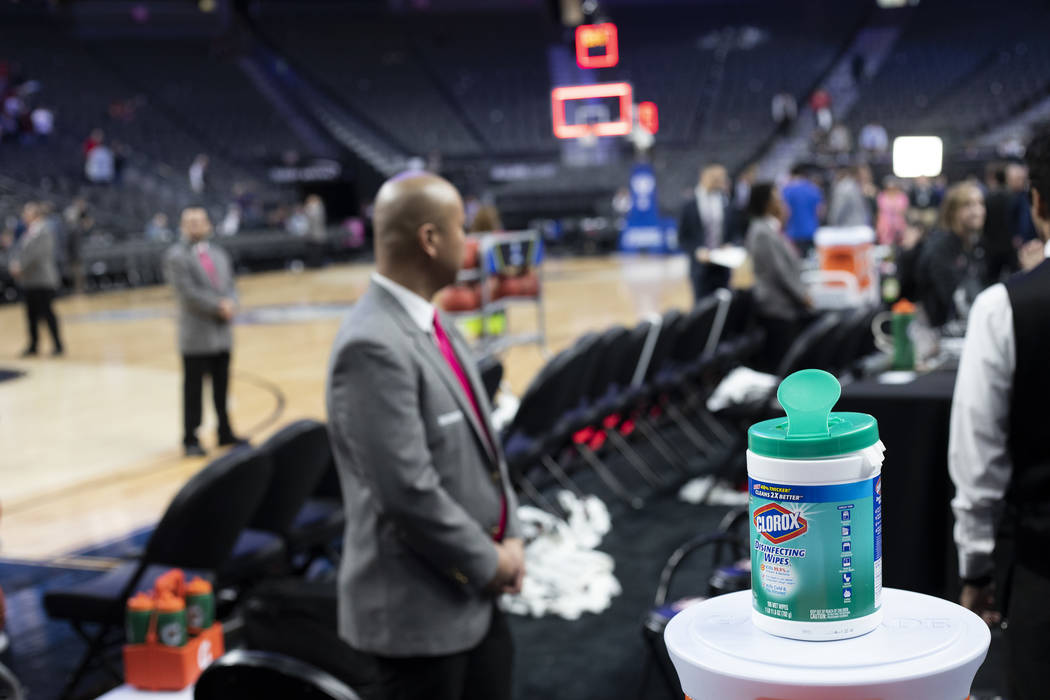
left=186, top=577, right=212, bottom=595
left=155, top=593, right=185, bottom=613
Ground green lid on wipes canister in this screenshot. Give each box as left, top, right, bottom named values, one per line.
left=748, top=369, right=879, bottom=459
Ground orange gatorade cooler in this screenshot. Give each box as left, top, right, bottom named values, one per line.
left=814, top=226, right=876, bottom=296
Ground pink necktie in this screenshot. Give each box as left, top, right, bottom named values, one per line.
left=432, top=311, right=507, bottom=541
left=197, top=246, right=220, bottom=289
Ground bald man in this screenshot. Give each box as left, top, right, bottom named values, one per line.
left=678, top=163, right=734, bottom=303
left=326, top=172, right=524, bottom=700
left=164, top=207, right=245, bottom=457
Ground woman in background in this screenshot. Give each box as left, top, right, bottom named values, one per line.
left=916, top=182, right=988, bottom=330
left=877, top=177, right=909, bottom=246
left=746, top=182, right=811, bottom=372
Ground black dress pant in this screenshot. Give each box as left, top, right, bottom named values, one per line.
left=1004, top=561, right=1050, bottom=700
left=182, top=352, right=232, bottom=446
left=367, top=606, right=512, bottom=700
left=24, top=288, right=62, bottom=353
left=689, top=260, right=730, bottom=304
left=755, top=314, right=806, bottom=374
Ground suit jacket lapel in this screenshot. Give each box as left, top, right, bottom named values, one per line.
left=443, top=313, right=503, bottom=462
left=371, top=284, right=498, bottom=465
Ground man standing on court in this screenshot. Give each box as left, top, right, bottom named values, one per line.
left=9, top=201, right=63, bottom=357
left=678, top=164, right=732, bottom=303
left=326, top=172, right=524, bottom=700
left=164, top=207, right=244, bottom=457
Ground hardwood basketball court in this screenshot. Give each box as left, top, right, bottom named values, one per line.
left=0, top=255, right=691, bottom=562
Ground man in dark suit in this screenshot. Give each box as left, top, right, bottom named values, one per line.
left=982, top=162, right=1016, bottom=283
left=326, top=172, right=524, bottom=700
left=164, top=207, right=245, bottom=457
left=678, top=164, right=732, bottom=303
left=9, top=201, right=63, bottom=356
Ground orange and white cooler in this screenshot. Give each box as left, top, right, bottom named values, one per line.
left=809, top=226, right=877, bottom=307
left=665, top=588, right=989, bottom=700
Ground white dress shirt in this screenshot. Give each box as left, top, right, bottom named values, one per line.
left=372, top=272, right=435, bottom=333
left=695, top=186, right=725, bottom=249
left=948, top=241, right=1050, bottom=579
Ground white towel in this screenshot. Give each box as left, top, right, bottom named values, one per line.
left=500, top=492, right=621, bottom=620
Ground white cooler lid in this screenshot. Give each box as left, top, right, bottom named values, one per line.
left=814, top=226, right=875, bottom=246
left=665, top=588, right=989, bottom=693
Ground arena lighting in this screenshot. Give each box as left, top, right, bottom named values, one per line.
left=551, top=82, right=633, bottom=139
left=638, top=101, right=659, bottom=135
left=575, top=22, right=619, bottom=69
left=892, top=136, right=943, bottom=177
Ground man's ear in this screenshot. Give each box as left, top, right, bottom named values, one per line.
left=418, top=222, right=438, bottom=258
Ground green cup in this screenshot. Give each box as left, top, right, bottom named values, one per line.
left=156, top=608, right=187, bottom=648
left=125, top=607, right=153, bottom=645
left=186, top=591, right=215, bottom=632
left=891, top=311, right=915, bottom=370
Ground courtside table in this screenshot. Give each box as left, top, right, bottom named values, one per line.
left=664, top=588, right=989, bottom=700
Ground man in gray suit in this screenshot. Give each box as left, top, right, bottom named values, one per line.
left=164, top=207, right=244, bottom=457
left=326, top=172, right=524, bottom=700
left=9, top=202, right=63, bottom=357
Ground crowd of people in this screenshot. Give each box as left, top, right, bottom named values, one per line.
left=678, top=151, right=1043, bottom=368
left=0, top=60, right=54, bottom=145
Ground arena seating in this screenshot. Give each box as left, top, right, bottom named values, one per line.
left=0, top=21, right=304, bottom=238
left=847, top=0, right=1050, bottom=148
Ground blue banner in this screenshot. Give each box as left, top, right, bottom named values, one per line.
left=619, top=163, right=677, bottom=254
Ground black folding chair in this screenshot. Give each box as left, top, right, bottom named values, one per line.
left=44, top=448, right=274, bottom=699
left=257, top=420, right=345, bottom=571
left=0, top=662, right=23, bottom=700
left=640, top=508, right=750, bottom=699
left=195, top=650, right=362, bottom=700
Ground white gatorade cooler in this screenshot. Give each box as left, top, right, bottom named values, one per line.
left=747, top=369, right=885, bottom=641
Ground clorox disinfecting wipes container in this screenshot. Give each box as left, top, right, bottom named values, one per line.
left=748, top=369, right=885, bottom=641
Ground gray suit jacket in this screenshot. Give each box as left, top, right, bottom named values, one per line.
left=163, top=240, right=236, bottom=356
left=325, top=282, right=521, bottom=657
left=747, top=216, right=809, bottom=321
left=13, top=222, right=60, bottom=290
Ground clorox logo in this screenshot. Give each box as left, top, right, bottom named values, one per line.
left=754, top=503, right=808, bottom=544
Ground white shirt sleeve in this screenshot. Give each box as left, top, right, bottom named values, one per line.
left=948, top=283, right=1015, bottom=579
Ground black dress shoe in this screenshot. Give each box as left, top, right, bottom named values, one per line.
left=184, top=443, right=207, bottom=457
left=51, top=348, right=64, bottom=357
left=218, top=434, right=249, bottom=448
left=20, top=348, right=37, bottom=358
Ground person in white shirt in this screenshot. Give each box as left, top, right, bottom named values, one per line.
left=948, top=124, right=1050, bottom=700
left=30, top=106, right=53, bottom=140
left=84, top=140, right=115, bottom=184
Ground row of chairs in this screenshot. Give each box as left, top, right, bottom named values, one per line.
left=43, top=419, right=345, bottom=700
left=502, top=289, right=765, bottom=513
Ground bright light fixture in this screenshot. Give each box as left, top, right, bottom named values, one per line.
left=892, top=136, right=943, bottom=178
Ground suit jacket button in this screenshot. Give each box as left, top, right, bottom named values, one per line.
left=451, top=568, right=468, bottom=585
left=491, top=471, right=500, bottom=483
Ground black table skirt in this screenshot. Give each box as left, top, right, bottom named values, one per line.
left=839, top=370, right=958, bottom=598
